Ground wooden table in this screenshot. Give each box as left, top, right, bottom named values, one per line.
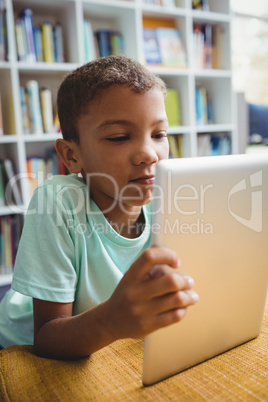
left=1, top=297, right=267, bottom=401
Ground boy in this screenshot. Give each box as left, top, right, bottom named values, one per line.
left=0, top=56, right=198, bottom=357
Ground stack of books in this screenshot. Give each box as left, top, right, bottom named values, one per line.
left=143, top=18, right=187, bottom=67
left=197, top=134, right=231, bottom=156
left=26, top=149, right=68, bottom=197
left=15, top=8, right=65, bottom=63
left=83, top=19, right=124, bottom=62
left=195, top=86, right=213, bottom=125
left=20, top=81, right=59, bottom=135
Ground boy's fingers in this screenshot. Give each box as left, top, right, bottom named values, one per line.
left=127, top=247, right=179, bottom=279
left=141, top=272, right=195, bottom=300
left=153, top=289, right=199, bottom=315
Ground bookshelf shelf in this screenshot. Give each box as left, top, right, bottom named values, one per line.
left=0, top=0, right=236, bottom=285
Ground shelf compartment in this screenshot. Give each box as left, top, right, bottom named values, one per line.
left=191, top=20, right=231, bottom=70
left=195, top=76, right=232, bottom=126
left=82, top=2, right=138, bottom=60
left=12, top=0, right=79, bottom=64
left=18, top=70, right=66, bottom=136
left=161, top=73, right=191, bottom=126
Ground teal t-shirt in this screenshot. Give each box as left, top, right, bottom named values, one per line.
left=0, top=174, right=152, bottom=347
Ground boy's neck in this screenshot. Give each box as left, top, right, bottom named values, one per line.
left=104, top=205, right=145, bottom=239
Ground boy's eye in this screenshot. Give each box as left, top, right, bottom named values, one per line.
left=106, top=135, right=129, bottom=142
left=153, top=133, right=167, bottom=140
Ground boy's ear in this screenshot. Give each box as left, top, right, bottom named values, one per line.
left=55, top=139, right=82, bottom=174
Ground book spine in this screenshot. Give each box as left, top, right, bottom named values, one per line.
left=195, top=87, right=203, bottom=125
left=95, top=30, right=111, bottom=57
left=20, top=86, right=30, bottom=134
left=33, top=26, right=43, bottom=62
left=203, top=24, right=212, bottom=69
left=20, top=8, right=36, bottom=62
left=40, top=86, right=54, bottom=133
left=193, top=25, right=204, bottom=69
left=0, top=0, right=6, bottom=61
left=0, top=161, right=5, bottom=207
left=199, top=86, right=208, bottom=124
left=165, top=89, right=181, bottom=126
left=15, top=19, right=27, bottom=61
left=0, top=92, right=3, bottom=135
left=41, top=21, right=55, bottom=63
left=20, top=18, right=29, bottom=60
left=53, top=22, right=64, bottom=63
left=143, top=28, right=162, bottom=64
left=83, top=19, right=89, bottom=62
left=110, top=32, right=124, bottom=56
left=86, top=19, right=97, bottom=61
left=3, top=159, right=23, bottom=205
left=25, top=80, right=43, bottom=134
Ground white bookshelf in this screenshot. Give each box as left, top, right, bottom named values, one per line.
left=0, top=0, right=236, bottom=285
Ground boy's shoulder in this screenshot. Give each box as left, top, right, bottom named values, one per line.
left=39, top=174, right=86, bottom=193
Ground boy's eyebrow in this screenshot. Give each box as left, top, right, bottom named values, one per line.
left=96, top=118, right=168, bottom=132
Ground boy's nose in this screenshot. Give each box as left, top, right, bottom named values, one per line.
left=132, top=142, right=158, bottom=166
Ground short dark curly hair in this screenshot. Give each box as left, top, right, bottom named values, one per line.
left=57, top=55, right=167, bottom=143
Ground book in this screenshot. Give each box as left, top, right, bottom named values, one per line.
left=0, top=0, right=7, bottom=61
left=95, top=29, right=124, bottom=58
left=195, top=87, right=203, bottom=125
left=83, top=19, right=96, bottom=62
left=0, top=160, right=5, bottom=206
left=156, top=28, right=187, bottom=67
left=40, top=86, right=54, bottom=133
left=195, top=86, right=212, bottom=125
left=33, top=26, right=43, bottom=62
left=3, top=159, right=23, bottom=205
left=53, top=22, right=64, bottom=63
left=203, top=24, right=212, bottom=69
left=41, top=21, right=55, bottom=63
left=199, top=86, right=208, bottom=123
left=110, top=31, right=124, bottom=56
left=0, top=92, right=3, bottom=135
left=95, top=30, right=111, bottom=57
left=15, top=18, right=27, bottom=61
left=19, top=8, right=36, bottom=62
left=193, top=24, right=204, bottom=69
left=20, top=86, right=31, bottom=134
left=212, top=25, right=225, bottom=69
left=165, top=89, right=181, bottom=126
left=168, top=135, right=180, bottom=158
left=143, top=25, right=187, bottom=67
left=143, top=28, right=162, bottom=64
left=26, top=80, right=43, bottom=134
left=192, top=0, right=209, bottom=11
left=143, top=17, right=176, bottom=29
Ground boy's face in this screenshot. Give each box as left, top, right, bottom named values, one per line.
left=74, top=85, right=169, bottom=213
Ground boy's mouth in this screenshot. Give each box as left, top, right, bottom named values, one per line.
left=130, top=175, right=155, bottom=185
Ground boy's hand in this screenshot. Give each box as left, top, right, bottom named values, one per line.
left=105, top=247, right=198, bottom=341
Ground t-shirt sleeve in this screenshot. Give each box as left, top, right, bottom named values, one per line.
left=12, top=182, right=77, bottom=303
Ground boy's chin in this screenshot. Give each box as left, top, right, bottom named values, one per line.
left=126, top=195, right=153, bottom=207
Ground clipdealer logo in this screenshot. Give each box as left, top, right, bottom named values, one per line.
left=228, top=170, right=263, bottom=233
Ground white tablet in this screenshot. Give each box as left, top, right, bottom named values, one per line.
left=143, top=153, right=268, bottom=385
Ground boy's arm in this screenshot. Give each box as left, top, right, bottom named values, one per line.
left=34, top=246, right=198, bottom=359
